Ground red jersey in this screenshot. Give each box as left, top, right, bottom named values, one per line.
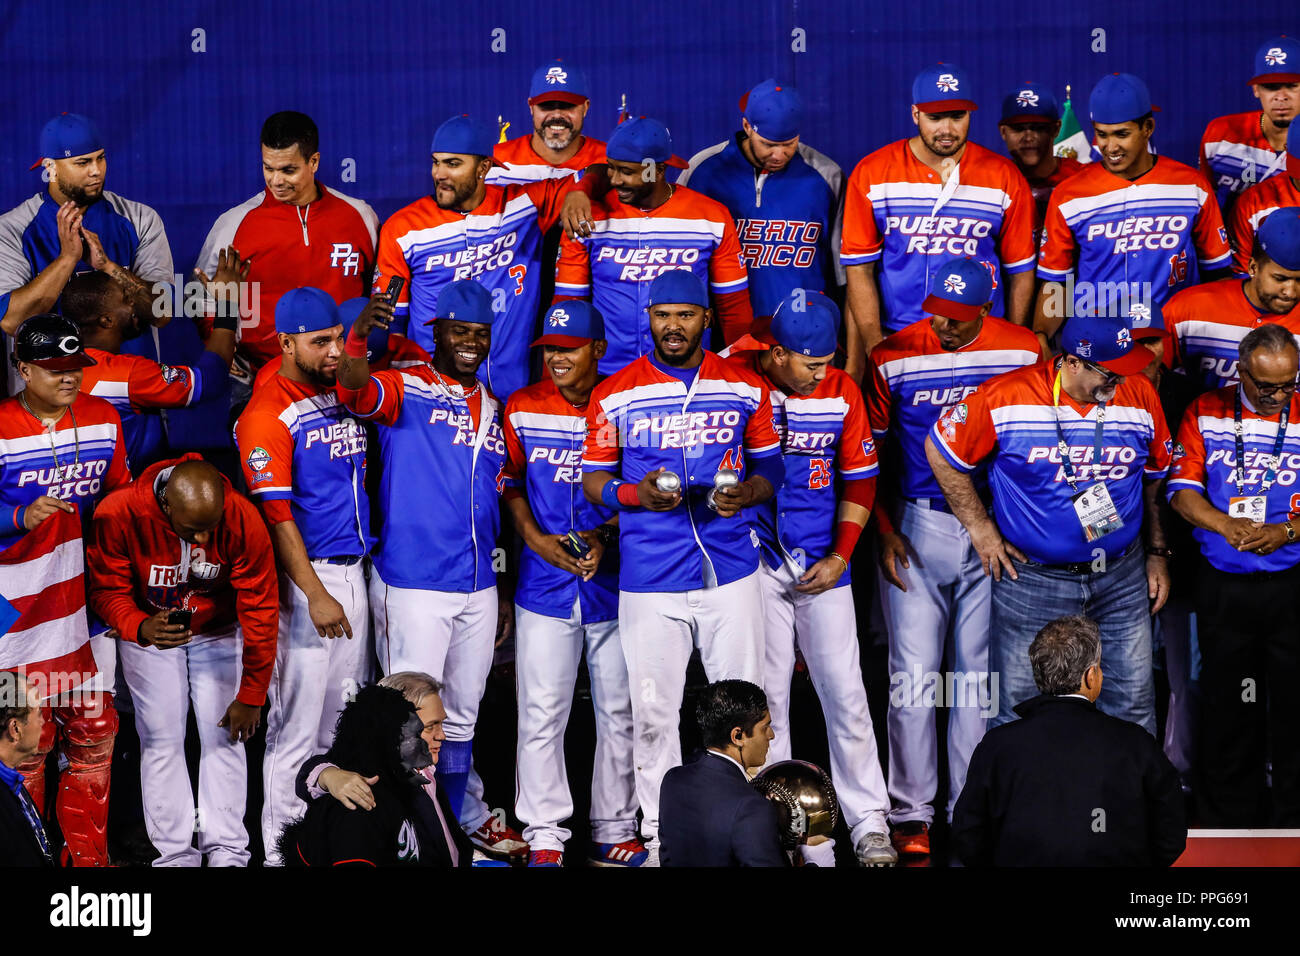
left=1026, top=156, right=1085, bottom=246
left=1228, top=173, right=1300, bottom=274
left=86, top=454, right=278, bottom=706
left=1199, top=111, right=1290, bottom=215
left=488, top=134, right=607, bottom=186
left=196, top=183, right=379, bottom=368
left=1165, top=277, right=1300, bottom=391
left=251, top=335, right=432, bottom=392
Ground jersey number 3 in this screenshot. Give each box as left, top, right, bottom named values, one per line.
left=808, top=458, right=833, bottom=490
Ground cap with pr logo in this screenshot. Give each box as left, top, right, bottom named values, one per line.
left=1060, top=314, right=1153, bottom=375
left=912, top=63, right=977, bottom=113
left=532, top=301, right=606, bottom=348
left=1250, top=35, right=1300, bottom=84
left=922, top=257, right=993, bottom=322
left=529, top=59, right=589, bottom=105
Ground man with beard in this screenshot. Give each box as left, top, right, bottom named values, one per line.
left=1229, top=123, right=1300, bottom=274
left=339, top=279, right=530, bottom=861
left=1200, top=36, right=1300, bottom=216
left=373, top=115, right=582, bottom=400
left=581, top=270, right=783, bottom=866
left=995, top=82, right=1085, bottom=246
left=234, top=287, right=374, bottom=865
left=840, top=64, right=1037, bottom=372
left=864, top=257, right=1039, bottom=859
left=0, top=114, right=173, bottom=391
left=1034, top=74, right=1234, bottom=357
left=489, top=59, right=606, bottom=186
left=926, top=314, right=1173, bottom=737
left=68, top=264, right=238, bottom=474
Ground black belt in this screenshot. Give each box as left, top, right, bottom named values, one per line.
left=902, top=495, right=953, bottom=515
left=316, top=555, right=365, bottom=566
left=1032, top=539, right=1140, bottom=575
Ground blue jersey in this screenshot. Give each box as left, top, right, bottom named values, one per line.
left=343, top=367, right=505, bottom=592
left=680, top=135, right=843, bottom=317
left=502, top=378, right=618, bottom=622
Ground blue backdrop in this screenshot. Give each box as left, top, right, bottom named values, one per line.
left=0, top=0, right=1292, bottom=443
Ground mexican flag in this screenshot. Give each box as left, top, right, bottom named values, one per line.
left=1054, top=91, right=1092, bottom=163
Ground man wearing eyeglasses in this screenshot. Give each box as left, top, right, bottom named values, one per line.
left=926, top=314, right=1172, bottom=736
left=1167, top=322, right=1300, bottom=826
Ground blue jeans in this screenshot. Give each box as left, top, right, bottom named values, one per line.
left=990, top=543, right=1155, bottom=735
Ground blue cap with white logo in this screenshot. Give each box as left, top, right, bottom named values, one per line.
left=1251, top=35, right=1300, bottom=84
left=31, top=113, right=102, bottom=170
left=1000, top=82, right=1059, bottom=124
left=922, top=257, right=993, bottom=322
left=1124, top=299, right=1169, bottom=340
left=605, top=117, right=689, bottom=169
left=532, top=301, right=605, bottom=348
left=912, top=63, right=977, bottom=113
left=646, top=270, right=708, bottom=308
left=1089, top=73, right=1154, bottom=125
left=338, top=296, right=391, bottom=362
left=529, top=59, right=589, bottom=105
left=431, top=115, right=504, bottom=164
left=771, top=290, right=839, bottom=357
left=1060, top=314, right=1153, bottom=376
left=425, top=279, right=495, bottom=326
left=275, top=287, right=342, bottom=335
left=1258, top=206, right=1300, bottom=271
left=741, top=79, right=802, bottom=142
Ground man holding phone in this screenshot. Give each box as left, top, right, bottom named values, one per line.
left=87, top=455, right=278, bottom=867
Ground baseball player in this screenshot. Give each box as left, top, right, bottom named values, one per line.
left=233, top=287, right=374, bottom=865
left=995, top=82, right=1085, bottom=246
left=555, top=117, right=754, bottom=373
left=489, top=59, right=607, bottom=186
left=581, top=270, right=783, bottom=865
left=679, top=80, right=845, bottom=323
left=337, top=279, right=529, bottom=859
left=373, top=114, right=584, bottom=401
left=1228, top=123, right=1300, bottom=275
left=1167, top=207, right=1300, bottom=392
left=501, top=301, right=643, bottom=868
left=725, top=289, right=897, bottom=867
left=87, top=455, right=277, bottom=866
left=1199, top=36, right=1300, bottom=215
left=841, top=63, right=1037, bottom=370
left=196, top=111, right=379, bottom=397
left=864, top=257, right=1040, bottom=857
left=1034, top=73, right=1234, bottom=353
left=0, top=315, right=129, bottom=866
left=65, top=265, right=237, bottom=473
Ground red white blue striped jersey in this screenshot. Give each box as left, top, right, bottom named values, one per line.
left=841, top=140, right=1037, bottom=333
left=1166, top=278, right=1300, bottom=391
left=488, top=134, right=607, bottom=186
left=930, top=360, right=1171, bottom=565
left=502, top=377, right=618, bottom=622
left=1037, top=157, right=1233, bottom=305
left=866, top=316, right=1041, bottom=501
left=1199, top=111, right=1289, bottom=215
left=1168, top=387, right=1300, bottom=573
left=1228, top=171, right=1300, bottom=274
left=582, top=351, right=780, bottom=592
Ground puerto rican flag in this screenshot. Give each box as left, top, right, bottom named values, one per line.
left=0, top=509, right=94, bottom=698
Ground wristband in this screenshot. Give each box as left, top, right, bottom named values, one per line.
left=832, top=520, right=864, bottom=561
left=344, top=328, right=369, bottom=359
left=617, top=482, right=642, bottom=508
left=212, top=311, right=238, bottom=332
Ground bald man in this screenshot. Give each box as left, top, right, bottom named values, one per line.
left=88, top=453, right=278, bottom=867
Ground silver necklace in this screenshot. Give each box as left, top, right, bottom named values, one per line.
left=19, top=392, right=80, bottom=483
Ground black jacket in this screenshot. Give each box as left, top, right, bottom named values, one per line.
left=660, top=751, right=789, bottom=867
left=0, top=778, right=53, bottom=867
left=952, top=695, right=1187, bottom=866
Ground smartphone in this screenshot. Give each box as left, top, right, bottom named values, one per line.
left=383, top=275, right=405, bottom=305
left=168, top=608, right=193, bottom=630
left=561, top=530, right=592, bottom=560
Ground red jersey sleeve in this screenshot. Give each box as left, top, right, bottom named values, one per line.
left=103, top=414, right=130, bottom=495
left=1142, top=381, right=1174, bottom=479
left=1228, top=189, right=1256, bottom=275
left=501, top=403, right=526, bottom=490
left=1036, top=189, right=1077, bottom=281
left=128, top=357, right=199, bottom=409
left=233, top=405, right=295, bottom=512
left=997, top=170, right=1039, bottom=273
left=1192, top=174, right=1232, bottom=270
left=743, top=389, right=781, bottom=459
left=371, top=222, right=413, bottom=318
left=863, top=355, right=893, bottom=436
left=339, top=369, right=405, bottom=426
left=554, top=230, right=592, bottom=298
left=837, top=381, right=879, bottom=478
left=929, top=387, right=997, bottom=473
left=840, top=159, right=882, bottom=266
left=582, top=385, right=621, bottom=472
left=523, top=176, right=575, bottom=232
left=227, top=493, right=279, bottom=706
left=86, top=503, right=151, bottom=644
left=1166, top=399, right=1208, bottom=496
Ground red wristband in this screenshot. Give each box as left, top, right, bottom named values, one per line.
left=833, top=520, right=864, bottom=560
left=344, top=329, right=369, bottom=359
left=616, top=482, right=642, bottom=508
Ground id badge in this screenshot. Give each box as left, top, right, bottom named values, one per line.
left=1070, top=481, right=1124, bottom=542
left=1228, top=495, right=1268, bottom=523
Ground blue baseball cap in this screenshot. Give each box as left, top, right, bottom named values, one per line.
left=425, top=279, right=495, bottom=326
left=741, top=79, right=802, bottom=142
left=922, top=257, right=993, bottom=322
left=1089, top=73, right=1155, bottom=125
left=1060, top=314, right=1153, bottom=376
left=431, top=115, right=504, bottom=164
left=528, top=59, right=589, bottom=105
left=1250, top=35, right=1300, bottom=84
left=912, top=63, right=977, bottom=113
left=532, top=301, right=606, bottom=347
left=1000, top=83, right=1059, bottom=124
left=1258, top=206, right=1300, bottom=271
left=338, top=296, right=391, bottom=362
left=771, top=290, right=839, bottom=356
left=605, top=117, right=688, bottom=169
left=646, top=270, right=707, bottom=308
left=31, top=113, right=102, bottom=170
left=1124, top=299, right=1169, bottom=340
left=275, top=287, right=342, bottom=335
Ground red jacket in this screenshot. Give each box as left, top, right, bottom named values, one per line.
left=86, top=454, right=278, bottom=705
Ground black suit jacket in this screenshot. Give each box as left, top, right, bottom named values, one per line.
left=952, top=695, right=1187, bottom=866
left=0, top=779, right=52, bottom=867
left=660, top=752, right=789, bottom=867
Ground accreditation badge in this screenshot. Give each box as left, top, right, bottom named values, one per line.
left=1227, top=495, right=1268, bottom=523
left=1070, top=481, right=1124, bottom=542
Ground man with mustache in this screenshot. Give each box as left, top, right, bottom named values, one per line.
left=489, top=59, right=607, bottom=186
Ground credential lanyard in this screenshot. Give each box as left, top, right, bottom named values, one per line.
left=1052, top=370, right=1105, bottom=493
left=1233, top=386, right=1290, bottom=496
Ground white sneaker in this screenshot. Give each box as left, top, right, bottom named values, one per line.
left=854, top=831, right=898, bottom=867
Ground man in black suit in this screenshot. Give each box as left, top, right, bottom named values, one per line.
left=952, top=615, right=1187, bottom=866
left=0, top=674, right=54, bottom=867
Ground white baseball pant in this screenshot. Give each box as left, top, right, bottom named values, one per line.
left=370, top=569, right=495, bottom=833
left=878, top=500, right=992, bottom=826
left=514, top=601, right=637, bottom=852
left=758, top=560, right=890, bottom=843
left=261, top=559, right=373, bottom=865
left=117, top=624, right=249, bottom=867
left=618, top=570, right=765, bottom=844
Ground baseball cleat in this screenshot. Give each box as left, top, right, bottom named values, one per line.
left=891, top=821, right=931, bottom=857
left=590, top=838, right=648, bottom=867
left=468, top=820, right=530, bottom=861
left=528, top=849, right=564, bottom=867
left=854, top=831, right=899, bottom=867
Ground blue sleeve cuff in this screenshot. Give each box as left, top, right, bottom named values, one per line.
left=750, top=451, right=785, bottom=493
